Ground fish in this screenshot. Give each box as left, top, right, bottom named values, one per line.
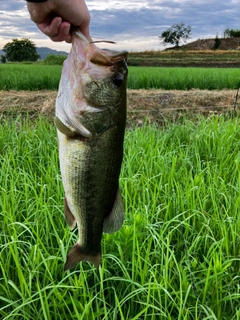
left=55, top=29, right=128, bottom=271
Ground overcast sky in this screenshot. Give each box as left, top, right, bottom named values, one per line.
left=0, top=0, right=239, bottom=53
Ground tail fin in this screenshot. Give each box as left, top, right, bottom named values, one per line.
left=64, top=243, right=101, bottom=271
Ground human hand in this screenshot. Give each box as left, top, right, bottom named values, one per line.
left=27, top=0, right=90, bottom=42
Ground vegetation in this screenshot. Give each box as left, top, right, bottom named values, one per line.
left=223, top=28, right=240, bottom=38
left=213, top=35, right=221, bottom=50
left=0, top=64, right=240, bottom=91
left=0, top=64, right=61, bottom=90
left=2, top=38, right=40, bottom=62
left=159, top=22, right=192, bottom=48
left=0, top=55, right=6, bottom=64
left=128, top=49, right=240, bottom=67
left=44, top=54, right=67, bottom=65
left=0, top=115, right=240, bottom=319
left=127, top=67, right=240, bottom=90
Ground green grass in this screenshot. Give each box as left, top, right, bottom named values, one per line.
left=127, top=67, right=240, bottom=90
left=0, top=64, right=240, bottom=90
left=0, top=114, right=240, bottom=319
left=0, top=64, right=61, bottom=90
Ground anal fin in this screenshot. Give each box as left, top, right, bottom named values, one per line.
left=64, top=243, right=101, bottom=271
left=103, top=189, right=124, bottom=234
left=64, top=197, right=76, bottom=230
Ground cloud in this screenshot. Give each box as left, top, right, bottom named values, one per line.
left=0, top=0, right=239, bottom=52
left=89, top=0, right=240, bottom=47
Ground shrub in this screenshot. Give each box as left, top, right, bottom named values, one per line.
left=1, top=55, right=6, bottom=63
left=213, top=35, right=221, bottom=50
left=44, top=54, right=67, bottom=65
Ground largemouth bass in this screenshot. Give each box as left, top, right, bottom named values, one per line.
left=55, top=29, right=128, bottom=271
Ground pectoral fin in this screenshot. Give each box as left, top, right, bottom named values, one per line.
left=54, top=116, right=77, bottom=138
left=103, top=189, right=124, bottom=234
left=55, top=116, right=92, bottom=138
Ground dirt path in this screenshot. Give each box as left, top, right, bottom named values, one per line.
left=0, top=89, right=238, bottom=125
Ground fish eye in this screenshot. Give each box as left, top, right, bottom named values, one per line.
left=112, top=74, right=123, bottom=87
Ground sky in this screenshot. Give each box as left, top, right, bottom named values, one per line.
left=0, top=0, right=239, bottom=53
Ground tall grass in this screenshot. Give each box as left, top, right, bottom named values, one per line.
left=127, top=67, right=240, bottom=90
left=0, top=64, right=240, bottom=90
left=0, top=65, right=61, bottom=90
left=0, top=114, right=240, bottom=319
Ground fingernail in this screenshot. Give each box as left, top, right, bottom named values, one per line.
left=56, top=18, right=62, bottom=28
left=63, top=25, right=70, bottom=35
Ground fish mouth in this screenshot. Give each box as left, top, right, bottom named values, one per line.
left=73, top=28, right=128, bottom=66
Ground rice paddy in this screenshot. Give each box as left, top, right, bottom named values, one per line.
left=0, top=64, right=240, bottom=91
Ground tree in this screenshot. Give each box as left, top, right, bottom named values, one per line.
left=223, top=28, right=240, bottom=38
left=2, top=38, right=40, bottom=62
left=159, top=22, right=192, bottom=48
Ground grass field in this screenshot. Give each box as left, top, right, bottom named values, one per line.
left=0, top=114, right=240, bottom=319
left=0, top=64, right=240, bottom=91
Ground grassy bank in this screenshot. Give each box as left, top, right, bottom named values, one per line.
left=0, top=115, right=240, bottom=319
left=0, top=64, right=240, bottom=91
left=128, top=49, right=240, bottom=67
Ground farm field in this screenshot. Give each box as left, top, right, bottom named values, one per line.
left=0, top=58, right=240, bottom=319
left=1, top=64, right=240, bottom=90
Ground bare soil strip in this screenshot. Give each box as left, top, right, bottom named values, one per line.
left=0, top=89, right=238, bottom=125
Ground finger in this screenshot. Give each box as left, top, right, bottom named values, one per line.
left=38, top=16, right=62, bottom=38
left=49, top=22, right=72, bottom=42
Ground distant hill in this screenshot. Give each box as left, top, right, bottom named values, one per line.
left=0, top=47, right=68, bottom=60
left=36, top=47, right=68, bottom=60
left=180, top=37, right=240, bottom=50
